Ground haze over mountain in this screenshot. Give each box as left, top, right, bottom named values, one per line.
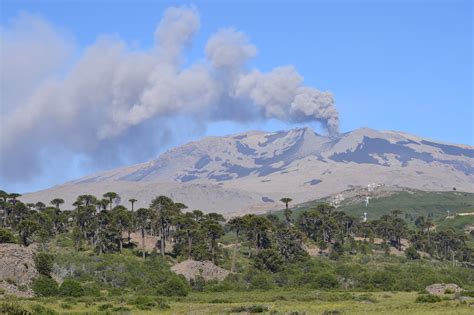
left=21, top=127, right=474, bottom=214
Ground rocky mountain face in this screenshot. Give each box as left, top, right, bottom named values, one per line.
left=22, top=127, right=474, bottom=215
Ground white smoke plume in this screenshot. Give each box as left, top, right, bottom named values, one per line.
left=0, top=6, right=339, bottom=183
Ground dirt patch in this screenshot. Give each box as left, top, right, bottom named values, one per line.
left=425, top=283, right=462, bottom=295
left=0, top=244, right=37, bottom=286
left=0, top=243, right=38, bottom=297
left=171, top=259, right=230, bottom=282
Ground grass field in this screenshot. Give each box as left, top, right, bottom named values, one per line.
left=4, top=290, right=474, bottom=314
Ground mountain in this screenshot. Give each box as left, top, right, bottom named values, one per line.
left=21, top=127, right=474, bottom=215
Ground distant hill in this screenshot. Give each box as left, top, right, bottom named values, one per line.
left=271, top=188, right=474, bottom=222
left=21, top=127, right=474, bottom=214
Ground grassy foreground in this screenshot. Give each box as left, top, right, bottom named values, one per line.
left=3, top=290, right=474, bottom=314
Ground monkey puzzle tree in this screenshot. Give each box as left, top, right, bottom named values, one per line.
left=136, top=207, right=153, bottom=259
left=150, top=195, right=179, bottom=257
left=202, top=216, right=225, bottom=264
left=280, top=197, right=293, bottom=224
left=111, top=205, right=132, bottom=252
left=128, top=198, right=137, bottom=212
left=50, top=198, right=65, bottom=210
left=103, top=192, right=119, bottom=211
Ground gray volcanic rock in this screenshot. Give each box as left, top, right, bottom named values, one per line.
left=21, top=127, right=474, bottom=214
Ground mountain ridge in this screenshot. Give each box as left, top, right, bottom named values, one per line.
left=21, top=127, right=474, bottom=214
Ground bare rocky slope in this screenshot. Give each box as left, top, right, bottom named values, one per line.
left=21, top=127, right=474, bottom=215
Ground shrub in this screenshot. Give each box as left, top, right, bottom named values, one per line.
left=250, top=273, right=275, bottom=290
left=231, top=305, right=269, bottom=313
left=157, top=277, right=190, bottom=297
left=97, top=303, right=113, bottom=311
left=130, top=296, right=169, bottom=310
left=461, top=290, right=474, bottom=297
left=30, top=304, right=58, bottom=315
left=59, top=279, right=84, bottom=297
left=415, top=294, right=442, bottom=303
left=311, top=273, right=339, bottom=289
left=34, top=252, right=54, bottom=277
left=0, top=228, right=16, bottom=243
left=405, top=246, right=421, bottom=260
left=59, top=303, right=73, bottom=309
left=369, top=270, right=395, bottom=290
left=82, top=282, right=101, bottom=296
left=31, top=276, right=58, bottom=297
left=252, top=249, right=285, bottom=272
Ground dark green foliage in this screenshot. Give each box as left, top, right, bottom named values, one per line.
left=34, top=252, right=54, bottom=277
left=230, top=305, right=269, bottom=313
left=253, top=248, right=285, bottom=272
left=130, top=296, right=170, bottom=310
left=311, top=272, right=339, bottom=289
left=31, top=276, right=59, bottom=297
left=30, top=304, right=58, bottom=315
left=81, top=282, right=101, bottom=296
left=157, top=276, right=190, bottom=296
left=415, top=294, right=442, bottom=303
left=249, top=273, right=275, bottom=290
left=405, top=246, right=421, bottom=260
left=0, top=228, right=16, bottom=243
left=59, top=279, right=84, bottom=297
left=97, top=303, right=113, bottom=311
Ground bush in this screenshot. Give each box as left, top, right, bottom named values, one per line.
left=30, top=304, right=58, bottom=315
left=311, top=273, right=339, bottom=289
left=31, top=276, right=58, bottom=297
left=230, top=305, right=268, bottom=313
left=130, top=296, right=169, bottom=310
left=0, top=228, right=16, bottom=243
left=250, top=273, right=275, bottom=290
left=59, top=279, right=84, bottom=297
left=252, top=249, right=285, bottom=272
left=415, top=294, right=442, bottom=303
left=405, top=246, right=421, bottom=260
left=82, top=282, right=101, bottom=296
left=34, top=252, right=54, bottom=277
left=157, top=277, right=190, bottom=297
left=97, top=303, right=113, bottom=311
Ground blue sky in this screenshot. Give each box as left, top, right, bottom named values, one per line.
left=1, top=0, right=472, bottom=193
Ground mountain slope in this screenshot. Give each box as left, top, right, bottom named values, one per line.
left=273, top=187, right=474, bottom=222
left=21, top=127, right=474, bottom=214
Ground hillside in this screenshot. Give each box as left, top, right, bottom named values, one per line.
left=274, top=188, right=474, bottom=221
left=21, top=127, right=474, bottom=214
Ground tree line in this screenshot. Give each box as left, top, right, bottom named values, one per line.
left=0, top=190, right=472, bottom=270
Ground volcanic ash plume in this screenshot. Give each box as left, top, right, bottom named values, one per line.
left=0, top=6, right=339, bottom=183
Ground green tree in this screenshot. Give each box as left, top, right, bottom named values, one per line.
left=280, top=197, right=293, bottom=224
left=17, top=219, right=38, bottom=246
left=103, top=192, right=119, bottom=210
left=50, top=198, right=65, bottom=210
left=129, top=198, right=137, bottom=212
left=136, top=208, right=153, bottom=259
left=111, top=206, right=132, bottom=252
